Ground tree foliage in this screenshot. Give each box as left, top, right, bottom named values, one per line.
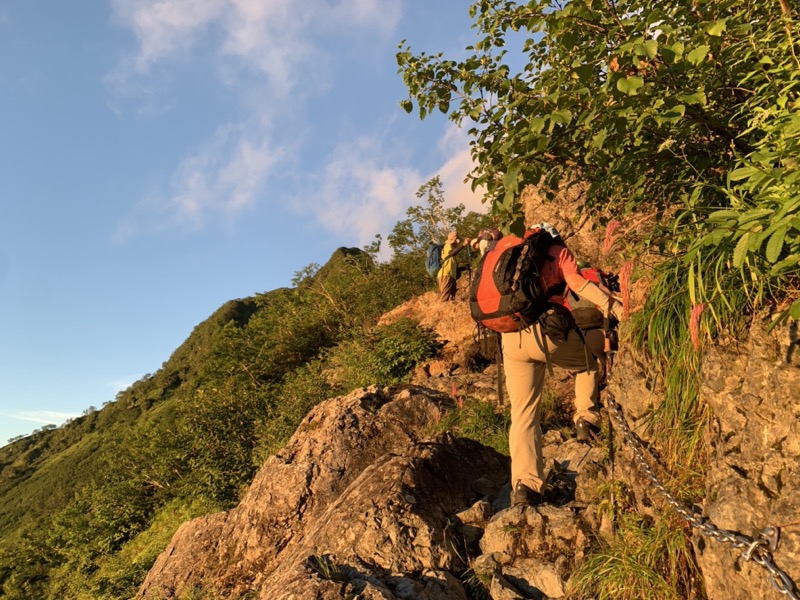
left=398, top=0, right=800, bottom=323
left=388, top=175, right=494, bottom=253
left=399, top=4, right=797, bottom=596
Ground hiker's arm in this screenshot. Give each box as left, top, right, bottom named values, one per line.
left=447, top=240, right=470, bottom=258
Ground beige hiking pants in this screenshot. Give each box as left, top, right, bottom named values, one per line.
left=501, top=325, right=599, bottom=493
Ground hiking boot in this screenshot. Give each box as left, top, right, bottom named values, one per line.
left=511, top=481, right=545, bottom=508
left=575, top=418, right=600, bottom=443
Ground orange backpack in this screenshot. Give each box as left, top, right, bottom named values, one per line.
left=469, top=228, right=561, bottom=333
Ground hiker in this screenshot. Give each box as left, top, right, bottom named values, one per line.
left=470, top=227, right=503, bottom=257
left=500, top=223, right=622, bottom=507
left=437, top=231, right=470, bottom=302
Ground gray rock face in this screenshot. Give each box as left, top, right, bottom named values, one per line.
left=694, top=325, right=800, bottom=600
left=138, top=385, right=455, bottom=598
left=609, top=323, right=800, bottom=600
left=138, top=319, right=799, bottom=600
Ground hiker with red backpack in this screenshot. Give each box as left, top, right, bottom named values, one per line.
left=469, top=223, right=622, bottom=508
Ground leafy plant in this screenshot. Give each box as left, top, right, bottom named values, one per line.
left=399, top=0, right=799, bottom=321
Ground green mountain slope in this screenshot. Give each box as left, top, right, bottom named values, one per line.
left=0, top=245, right=436, bottom=599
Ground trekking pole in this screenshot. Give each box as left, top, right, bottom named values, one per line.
left=496, top=332, right=504, bottom=407
left=466, top=244, right=473, bottom=285
left=604, top=297, right=617, bottom=533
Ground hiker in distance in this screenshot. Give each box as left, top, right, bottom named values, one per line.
left=470, top=227, right=503, bottom=257
left=437, top=231, right=471, bottom=302
left=497, top=223, right=621, bottom=508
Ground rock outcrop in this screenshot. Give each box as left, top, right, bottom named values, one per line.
left=137, top=198, right=799, bottom=599
left=607, top=321, right=800, bottom=600
left=694, top=324, right=800, bottom=600
left=137, top=384, right=608, bottom=599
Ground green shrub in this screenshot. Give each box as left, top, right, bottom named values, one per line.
left=435, top=398, right=510, bottom=456
left=374, top=318, right=442, bottom=380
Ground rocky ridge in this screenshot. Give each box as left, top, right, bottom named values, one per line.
left=138, top=194, right=799, bottom=599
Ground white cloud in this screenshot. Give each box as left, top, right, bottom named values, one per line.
left=109, top=0, right=402, bottom=97
left=113, top=123, right=281, bottom=242
left=437, top=125, right=488, bottom=213
left=307, top=137, right=423, bottom=245
left=108, top=378, right=135, bottom=394
left=3, top=410, right=80, bottom=426
left=109, top=0, right=404, bottom=239
left=298, top=126, right=487, bottom=247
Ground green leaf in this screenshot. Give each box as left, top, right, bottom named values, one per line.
left=662, top=42, right=684, bottom=64
left=503, top=166, right=521, bottom=193
left=617, top=75, right=645, bottom=96
left=733, top=232, right=750, bottom=268
left=709, top=209, right=740, bottom=221
left=655, top=104, right=685, bottom=125
left=737, top=208, right=773, bottom=225
left=706, top=20, right=727, bottom=36
left=728, top=166, right=760, bottom=182
left=686, top=45, right=710, bottom=66
left=791, top=298, right=800, bottom=320
left=700, top=229, right=732, bottom=246
left=573, top=64, right=594, bottom=83
left=530, top=116, right=547, bottom=134
left=400, top=99, right=413, bottom=114
left=769, top=254, right=799, bottom=275
left=765, top=227, right=787, bottom=263
left=591, top=129, right=608, bottom=149
left=677, top=91, right=707, bottom=106
left=634, top=40, right=658, bottom=59
left=550, top=109, right=572, bottom=125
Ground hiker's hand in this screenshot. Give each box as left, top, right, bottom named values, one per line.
left=463, top=238, right=471, bottom=246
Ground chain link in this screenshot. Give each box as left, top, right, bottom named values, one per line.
left=604, top=392, right=799, bottom=600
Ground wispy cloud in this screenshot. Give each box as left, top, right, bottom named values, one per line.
left=108, top=0, right=403, bottom=240
left=108, top=0, right=402, bottom=98
left=108, top=377, right=136, bottom=395
left=437, top=126, right=488, bottom=213
left=297, top=125, right=486, bottom=247
left=113, top=123, right=281, bottom=242
left=2, top=410, right=80, bottom=427
left=308, top=137, right=423, bottom=245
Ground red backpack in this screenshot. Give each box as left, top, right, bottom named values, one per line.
left=469, top=228, right=561, bottom=333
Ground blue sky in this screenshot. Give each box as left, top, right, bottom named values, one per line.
left=0, top=0, right=487, bottom=445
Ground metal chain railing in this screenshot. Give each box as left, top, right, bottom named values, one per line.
left=604, top=391, right=799, bottom=600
